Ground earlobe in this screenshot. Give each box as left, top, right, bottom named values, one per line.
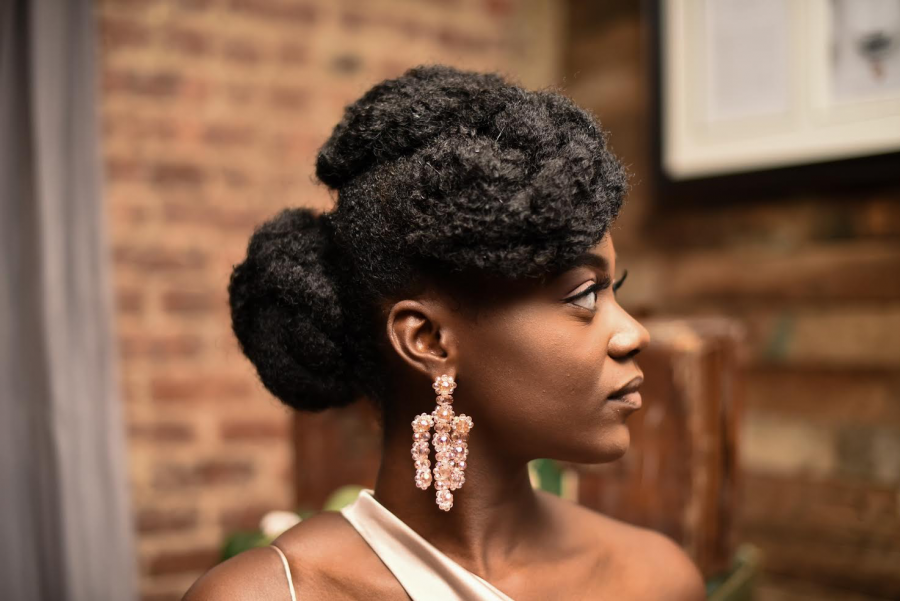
left=385, top=299, right=455, bottom=377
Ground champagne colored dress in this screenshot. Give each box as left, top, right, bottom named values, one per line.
left=269, top=488, right=517, bottom=600
left=338, top=488, right=516, bottom=601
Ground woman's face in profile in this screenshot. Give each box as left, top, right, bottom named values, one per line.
left=453, top=234, right=651, bottom=464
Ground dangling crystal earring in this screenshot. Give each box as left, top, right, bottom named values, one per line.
left=410, top=374, right=473, bottom=511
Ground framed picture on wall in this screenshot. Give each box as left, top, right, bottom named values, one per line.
left=650, top=0, right=900, bottom=201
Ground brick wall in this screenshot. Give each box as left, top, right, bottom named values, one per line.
left=563, top=2, right=900, bottom=599
left=96, top=0, right=562, bottom=599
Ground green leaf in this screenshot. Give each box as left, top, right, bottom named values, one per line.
left=323, top=484, right=365, bottom=511
left=220, top=530, right=269, bottom=562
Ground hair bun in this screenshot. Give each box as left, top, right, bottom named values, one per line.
left=228, top=207, right=356, bottom=412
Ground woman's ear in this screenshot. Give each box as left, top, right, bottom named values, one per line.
left=385, top=299, right=457, bottom=378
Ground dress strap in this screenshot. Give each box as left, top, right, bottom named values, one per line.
left=339, top=488, right=515, bottom=600
left=269, top=544, right=298, bottom=601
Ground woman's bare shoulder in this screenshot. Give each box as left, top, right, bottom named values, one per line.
left=180, top=545, right=293, bottom=601
left=538, top=490, right=706, bottom=600
left=276, top=510, right=410, bottom=599
left=599, top=516, right=705, bottom=599
left=181, top=510, right=400, bottom=601
left=615, top=524, right=706, bottom=600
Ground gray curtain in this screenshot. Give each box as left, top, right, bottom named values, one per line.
left=0, top=0, right=138, bottom=600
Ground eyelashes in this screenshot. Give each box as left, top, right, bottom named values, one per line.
left=562, top=269, right=629, bottom=309
left=564, top=275, right=610, bottom=302
left=564, top=269, right=629, bottom=300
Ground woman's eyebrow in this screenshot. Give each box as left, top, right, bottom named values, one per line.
left=569, top=252, right=613, bottom=272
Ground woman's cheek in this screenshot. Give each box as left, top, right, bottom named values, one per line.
left=458, top=309, right=555, bottom=408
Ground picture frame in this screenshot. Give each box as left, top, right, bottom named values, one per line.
left=648, top=0, right=900, bottom=202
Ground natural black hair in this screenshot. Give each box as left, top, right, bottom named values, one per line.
left=227, top=64, right=629, bottom=417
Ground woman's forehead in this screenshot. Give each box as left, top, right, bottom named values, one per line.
left=591, top=233, right=614, bottom=260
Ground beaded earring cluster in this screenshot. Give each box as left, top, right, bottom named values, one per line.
left=410, top=374, right=474, bottom=511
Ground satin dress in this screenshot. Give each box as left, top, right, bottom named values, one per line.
left=270, top=487, right=516, bottom=600
left=339, top=488, right=516, bottom=600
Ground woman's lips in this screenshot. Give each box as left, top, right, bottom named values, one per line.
left=607, top=391, right=642, bottom=409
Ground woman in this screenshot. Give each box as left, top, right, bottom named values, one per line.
left=184, top=64, right=705, bottom=600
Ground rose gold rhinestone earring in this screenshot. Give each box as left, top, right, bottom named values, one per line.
left=410, top=374, right=473, bottom=511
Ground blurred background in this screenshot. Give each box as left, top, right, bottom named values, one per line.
left=2, top=1, right=899, bottom=600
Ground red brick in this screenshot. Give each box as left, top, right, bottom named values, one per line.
left=330, top=54, right=362, bottom=75
left=151, top=162, right=207, bottom=187
left=129, top=422, right=196, bottom=444
left=165, top=27, right=212, bottom=57
left=105, top=157, right=143, bottom=181
left=161, top=290, right=220, bottom=314
left=104, top=113, right=178, bottom=142
left=151, top=464, right=195, bottom=490
left=222, top=38, right=261, bottom=64
left=220, top=420, right=290, bottom=442
left=108, top=201, right=153, bottom=227
left=100, top=16, right=152, bottom=51
left=162, top=202, right=264, bottom=230
left=218, top=503, right=275, bottom=530
left=179, top=77, right=214, bottom=104
left=219, top=168, right=254, bottom=189
left=434, top=26, right=494, bottom=53
left=104, top=68, right=181, bottom=97
left=120, top=375, right=139, bottom=403
left=119, top=334, right=204, bottom=360
left=202, top=124, right=255, bottom=147
left=150, top=375, right=254, bottom=403
left=376, top=58, right=410, bottom=79
left=483, top=0, right=514, bottom=18
left=265, top=132, right=321, bottom=162
left=116, top=288, right=145, bottom=314
left=179, top=0, right=217, bottom=9
left=147, top=547, right=220, bottom=576
left=380, top=16, right=426, bottom=40
left=136, top=507, right=198, bottom=534
left=279, top=43, right=309, bottom=66
left=112, top=245, right=207, bottom=272
left=269, top=86, right=310, bottom=110
left=153, top=459, right=255, bottom=490
left=194, top=460, right=255, bottom=486
left=339, top=10, right=370, bottom=31
left=228, top=0, right=318, bottom=25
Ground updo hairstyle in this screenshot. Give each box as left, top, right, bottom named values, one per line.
left=228, top=64, right=629, bottom=417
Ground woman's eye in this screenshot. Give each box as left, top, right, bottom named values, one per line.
left=564, top=276, right=609, bottom=312
left=571, top=289, right=597, bottom=311
left=563, top=271, right=626, bottom=311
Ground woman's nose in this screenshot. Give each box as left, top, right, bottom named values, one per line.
left=608, top=312, right=650, bottom=360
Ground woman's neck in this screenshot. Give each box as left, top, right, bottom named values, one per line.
left=371, top=423, right=553, bottom=578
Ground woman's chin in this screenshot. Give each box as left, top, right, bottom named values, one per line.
left=563, top=425, right=631, bottom=464
left=593, top=428, right=631, bottom=463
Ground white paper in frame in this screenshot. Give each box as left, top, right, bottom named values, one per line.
left=661, top=0, right=900, bottom=181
